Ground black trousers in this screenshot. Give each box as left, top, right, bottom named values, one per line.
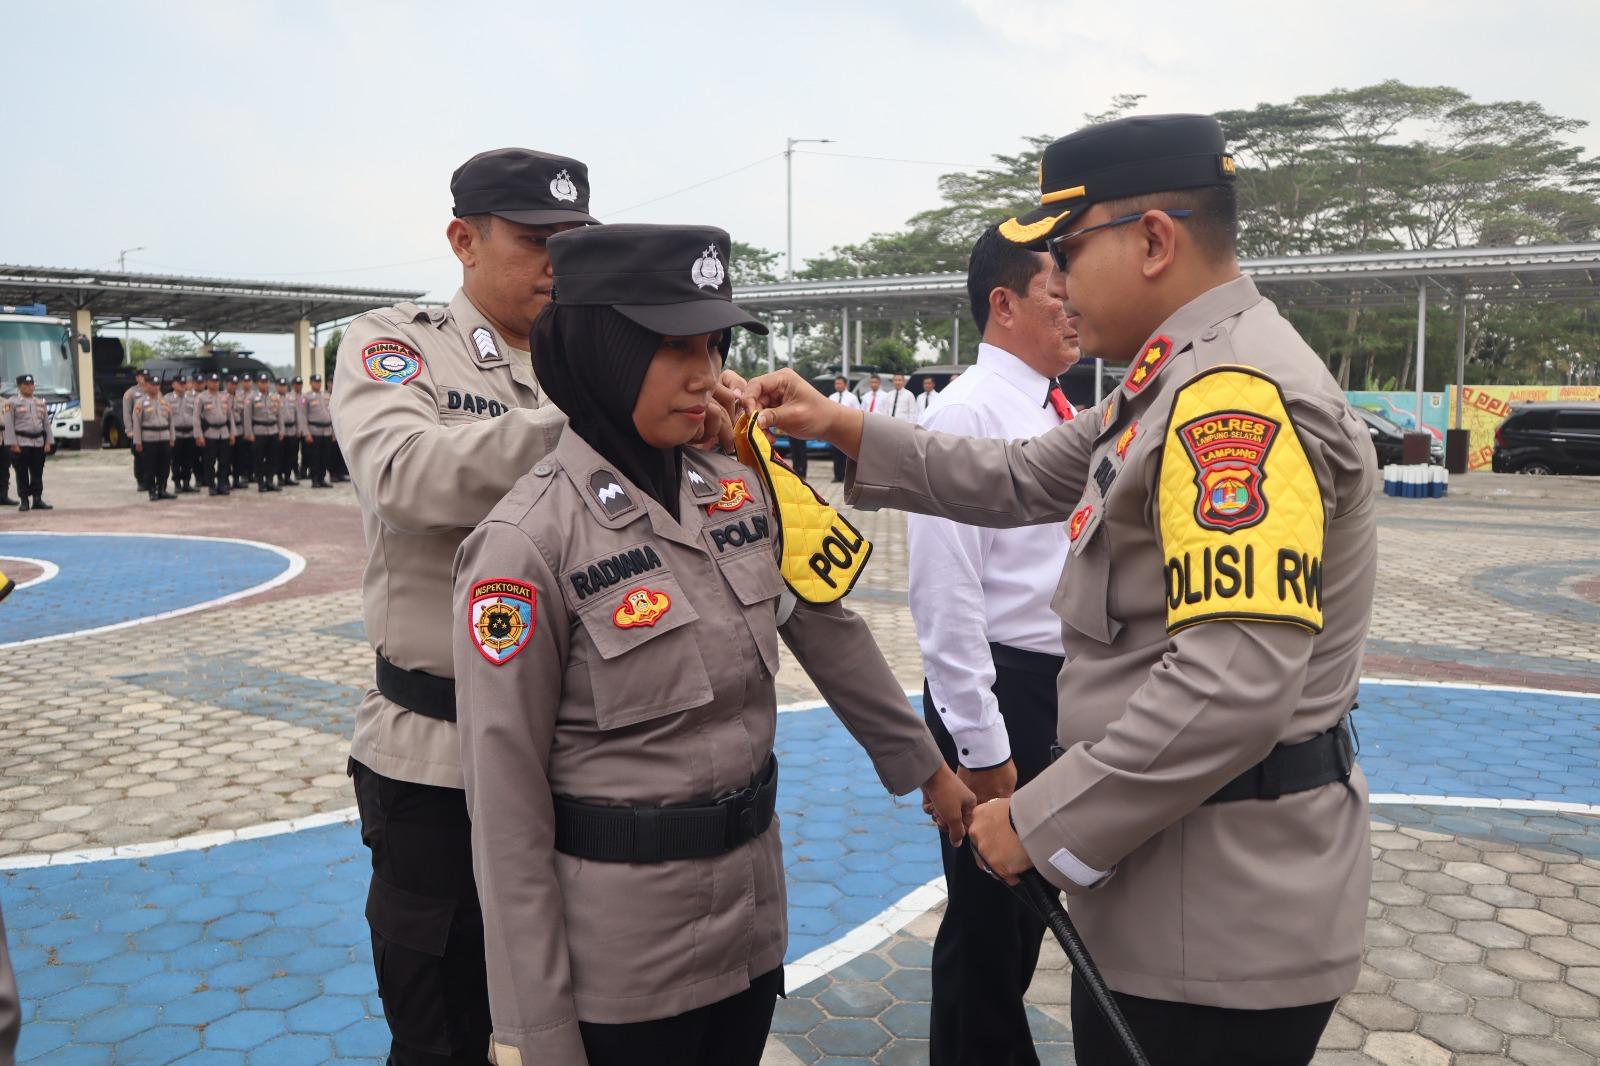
left=130, top=440, right=144, bottom=486
left=924, top=643, right=1063, bottom=1066
left=252, top=434, right=278, bottom=483
left=330, top=439, right=349, bottom=479
left=203, top=439, right=231, bottom=488
left=786, top=438, right=808, bottom=479
left=278, top=435, right=298, bottom=479
left=12, top=448, right=45, bottom=501
left=350, top=759, right=490, bottom=1066
left=579, top=968, right=782, bottom=1066
left=232, top=436, right=252, bottom=482
left=0, top=449, right=11, bottom=499
left=141, top=441, right=172, bottom=493
left=307, top=435, right=331, bottom=482
left=831, top=446, right=848, bottom=481
left=1071, top=971, right=1336, bottom=1066
left=174, top=435, right=196, bottom=484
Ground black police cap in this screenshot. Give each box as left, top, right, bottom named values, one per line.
left=16, top=374, right=33, bottom=385
left=292, top=376, right=303, bottom=385
left=1001, top=114, right=1236, bottom=248
left=549, top=224, right=768, bottom=338
left=256, top=372, right=270, bottom=382
left=173, top=373, right=187, bottom=383
left=207, top=373, right=220, bottom=382
left=452, top=148, right=598, bottom=227
left=310, top=374, right=323, bottom=382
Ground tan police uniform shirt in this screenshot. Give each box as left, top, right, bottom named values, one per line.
left=195, top=391, right=233, bottom=442
left=129, top=393, right=174, bottom=446
left=173, top=390, right=197, bottom=441
left=847, top=274, right=1376, bottom=1010
left=227, top=389, right=246, bottom=438
left=122, top=383, right=143, bottom=440
left=303, top=390, right=334, bottom=438
left=332, top=288, right=565, bottom=789
left=2, top=395, right=52, bottom=449
left=277, top=392, right=305, bottom=438
left=453, top=432, right=943, bottom=1065
left=245, top=390, right=281, bottom=441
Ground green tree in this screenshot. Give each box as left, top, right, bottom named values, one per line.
left=151, top=334, right=197, bottom=359
left=323, top=328, right=343, bottom=379
left=730, top=242, right=780, bottom=286
left=127, top=338, right=156, bottom=367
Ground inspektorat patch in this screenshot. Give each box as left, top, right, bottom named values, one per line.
left=469, top=578, right=536, bottom=665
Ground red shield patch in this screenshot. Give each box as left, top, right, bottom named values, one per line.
left=1177, top=410, right=1280, bottom=531
left=1122, top=335, right=1174, bottom=394
left=468, top=578, right=536, bottom=665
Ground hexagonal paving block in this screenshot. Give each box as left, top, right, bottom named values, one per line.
left=38, top=983, right=121, bottom=1022
left=75, top=1003, right=161, bottom=1044
left=1530, top=935, right=1600, bottom=966
left=879, top=1001, right=931, bottom=1038
left=881, top=966, right=933, bottom=1002
left=770, top=996, right=824, bottom=1035
left=242, top=976, right=320, bottom=1011
left=1474, top=997, right=1556, bottom=1037
left=1387, top=906, right=1453, bottom=934
left=204, top=1008, right=289, bottom=1051
left=831, top=954, right=890, bottom=983
left=1410, top=933, right=1483, bottom=964
left=1364, top=947, right=1438, bottom=980
left=1418, top=1012, right=1505, bottom=1054
left=1363, top=1031, right=1452, bottom=1066
left=1506, top=1036, right=1595, bottom=1066
left=1440, top=963, right=1515, bottom=998
left=332, top=1018, right=391, bottom=1059
left=286, top=994, right=366, bottom=1034
left=1338, top=993, right=1418, bottom=1032
left=1391, top=979, right=1469, bottom=1015
left=117, top=1024, right=203, bottom=1065
left=1457, top=920, right=1528, bottom=950
left=246, top=1032, right=334, bottom=1065
left=163, top=989, right=243, bottom=1026
left=1486, top=948, right=1563, bottom=983
left=1500, top=908, right=1570, bottom=936
left=1520, top=981, right=1600, bottom=1019
left=886, top=940, right=932, bottom=969
left=816, top=980, right=893, bottom=1019
left=808, top=1017, right=890, bottom=1057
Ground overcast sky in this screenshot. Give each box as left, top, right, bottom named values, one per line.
left=7, top=0, right=1598, bottom=366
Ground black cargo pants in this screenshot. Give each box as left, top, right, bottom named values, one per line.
left=350, top=758, right=491, bottom=1066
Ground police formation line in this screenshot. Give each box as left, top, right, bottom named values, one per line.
left=122, top=370, right=347, bottom=500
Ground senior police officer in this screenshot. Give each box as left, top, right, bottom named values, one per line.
left=131, top=377, right=177, bottom=501
left=195, top=373, right=236, bottom=495
left=331, top=148, right=610, bottom=1066
left=245, top=373, right=281, bottom=492
left=3, top=375, right=55, bottom=511
left=227, top=375, right=251, bottom=488
left=746, top=114, right=1377, bottom=1066
left=303, top=374, right=335, bottom=487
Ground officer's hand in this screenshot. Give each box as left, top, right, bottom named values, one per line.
left=959, top=760, right=1017, bottom=807
left=134, top=443, right=142, bottom=453
left=920, top=764, right=976, bottom=848
left=7, top=446, right=17, bottom=455
left=197, top=438, right=206, bottom=447
left=303, top=434, right=312, bottom=444
left=968, top=799, right=1033, bottom=886
left=744, top=369, right=863, bottom=456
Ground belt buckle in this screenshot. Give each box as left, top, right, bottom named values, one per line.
left=716, top=783, right=759, bottom=849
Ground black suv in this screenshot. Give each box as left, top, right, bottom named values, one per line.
left=1492, top=402, right=1600, bottom=475
left=1352, top=406, right=1443, bottom=467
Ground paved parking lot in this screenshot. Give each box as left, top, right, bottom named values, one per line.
left=1, top=448, right=1597, bottom=1064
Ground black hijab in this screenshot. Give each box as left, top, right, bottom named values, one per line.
left=531, top=304, right=687, bottom=520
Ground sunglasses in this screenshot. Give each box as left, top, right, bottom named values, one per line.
left=1045, top=209, right=1194, bottom=273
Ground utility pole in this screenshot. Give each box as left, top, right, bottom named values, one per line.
left=785, top=137, right=832, bottom=280
left=118, top=246, right=145, bottom=273
left=118, top=247, right=146, bottom=366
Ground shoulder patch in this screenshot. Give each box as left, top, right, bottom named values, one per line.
left=1123, top=335, right=1175, bottom=394
left=685, top=465, right=718, bottom=499
left=1159, top=367, right=1325, bottom=635
left=362, top=339, right=423, bottom=385
left=468, top=578, right=537, bottom=665
left=471, top=327, right=501, bottom=363
left=589, top=470, right=637, bottom=520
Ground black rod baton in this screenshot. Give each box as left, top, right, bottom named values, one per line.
left=971, top=838, right=1151, bottom=1066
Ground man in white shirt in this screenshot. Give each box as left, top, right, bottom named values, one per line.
left=882, top=372, right=919, bottom=424
left=861, top=373, right=888, bottom=416
left=829, top=375, right=861, bottom=481
left=908, top=225, right=1080, bottom=1065
left=914, top=375, right=940, bottom=418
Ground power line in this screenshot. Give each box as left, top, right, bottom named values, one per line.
left=795, top=149, right=992, bottom=169
left=607, top=152, right=786, bottom=217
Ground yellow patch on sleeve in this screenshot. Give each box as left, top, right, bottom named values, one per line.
left=733, top=412, right=872, bottom=603
left=1158, top=367, right=1325, bottom=634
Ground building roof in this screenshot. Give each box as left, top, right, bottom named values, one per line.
left=732, top=242, right=1600, bottom=317
left=0, top=265, right=427, bottom=334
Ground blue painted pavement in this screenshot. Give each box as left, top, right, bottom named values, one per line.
left=0, top=533, right=293, bottom=647
left=7, top=682, right=1600, bottom=1062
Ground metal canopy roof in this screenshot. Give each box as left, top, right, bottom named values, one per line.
left=733, top=243, right=1600, bottom=318
left=0, top=265, right=426, bottom=334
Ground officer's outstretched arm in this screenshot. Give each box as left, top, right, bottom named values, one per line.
left=332, top=316, right=566, bottom=536
left=453, top=521, right=588, bottom=1066
left=779, top=601, right=944, bottom=798
left=845, top=404, right=1099, bottom=528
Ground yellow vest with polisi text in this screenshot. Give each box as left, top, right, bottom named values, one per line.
left=1158, top=366, right=1325, bottom=634
left=733, top=413, right=872, bottom=604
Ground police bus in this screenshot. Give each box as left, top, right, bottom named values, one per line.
left=0, top=304, right=82, bottom=445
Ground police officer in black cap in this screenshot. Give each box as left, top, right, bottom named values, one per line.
left=245, top=371, right=282, bottom=491
left=745, top=113, right=1377, bottom=1066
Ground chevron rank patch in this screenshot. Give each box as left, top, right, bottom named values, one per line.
left=362, top=339, right=422, bottom=385
left=589, top=470, right=637, bottom=520
left=1158, top=367, right=1325, bottom=635
left=469, top=578, right=536, bottom=665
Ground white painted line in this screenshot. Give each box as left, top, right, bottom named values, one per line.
left=784, top=876, right=947, bottom=992
left=1371, top=794, right=1600, bottom=817
left=1360, top=676, right=1600, bottom=700
left=0, top=806, right=359, bottom=871
left=0, top=531, right=305, bottom=650
left=0, top=555, right=59, bottom=590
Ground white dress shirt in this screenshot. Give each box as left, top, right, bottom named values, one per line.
left=830, top=389, right=861, bottom=410
left=914, top=388, right=938, bottom=417
left=880, top=387, right=918, bottom=423
left=907, top=343, right=1072, bottom=769
left=862, top=387, right=887, bottom=414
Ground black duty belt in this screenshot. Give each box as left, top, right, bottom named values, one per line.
left=375, top=653, right=456, bottom=722
left=203, top=420, right=228, bottom=428
left=176, top=427, right=194, bottom=435
left=554, top=755, right=779, bottom=863
left=15, top=431, right=43, bottom=440
left=309, top=421, right=332, bottom=427
left=253, top=420, right=278, bottom=427
left=1048, top=717, right=1355, bottom=804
